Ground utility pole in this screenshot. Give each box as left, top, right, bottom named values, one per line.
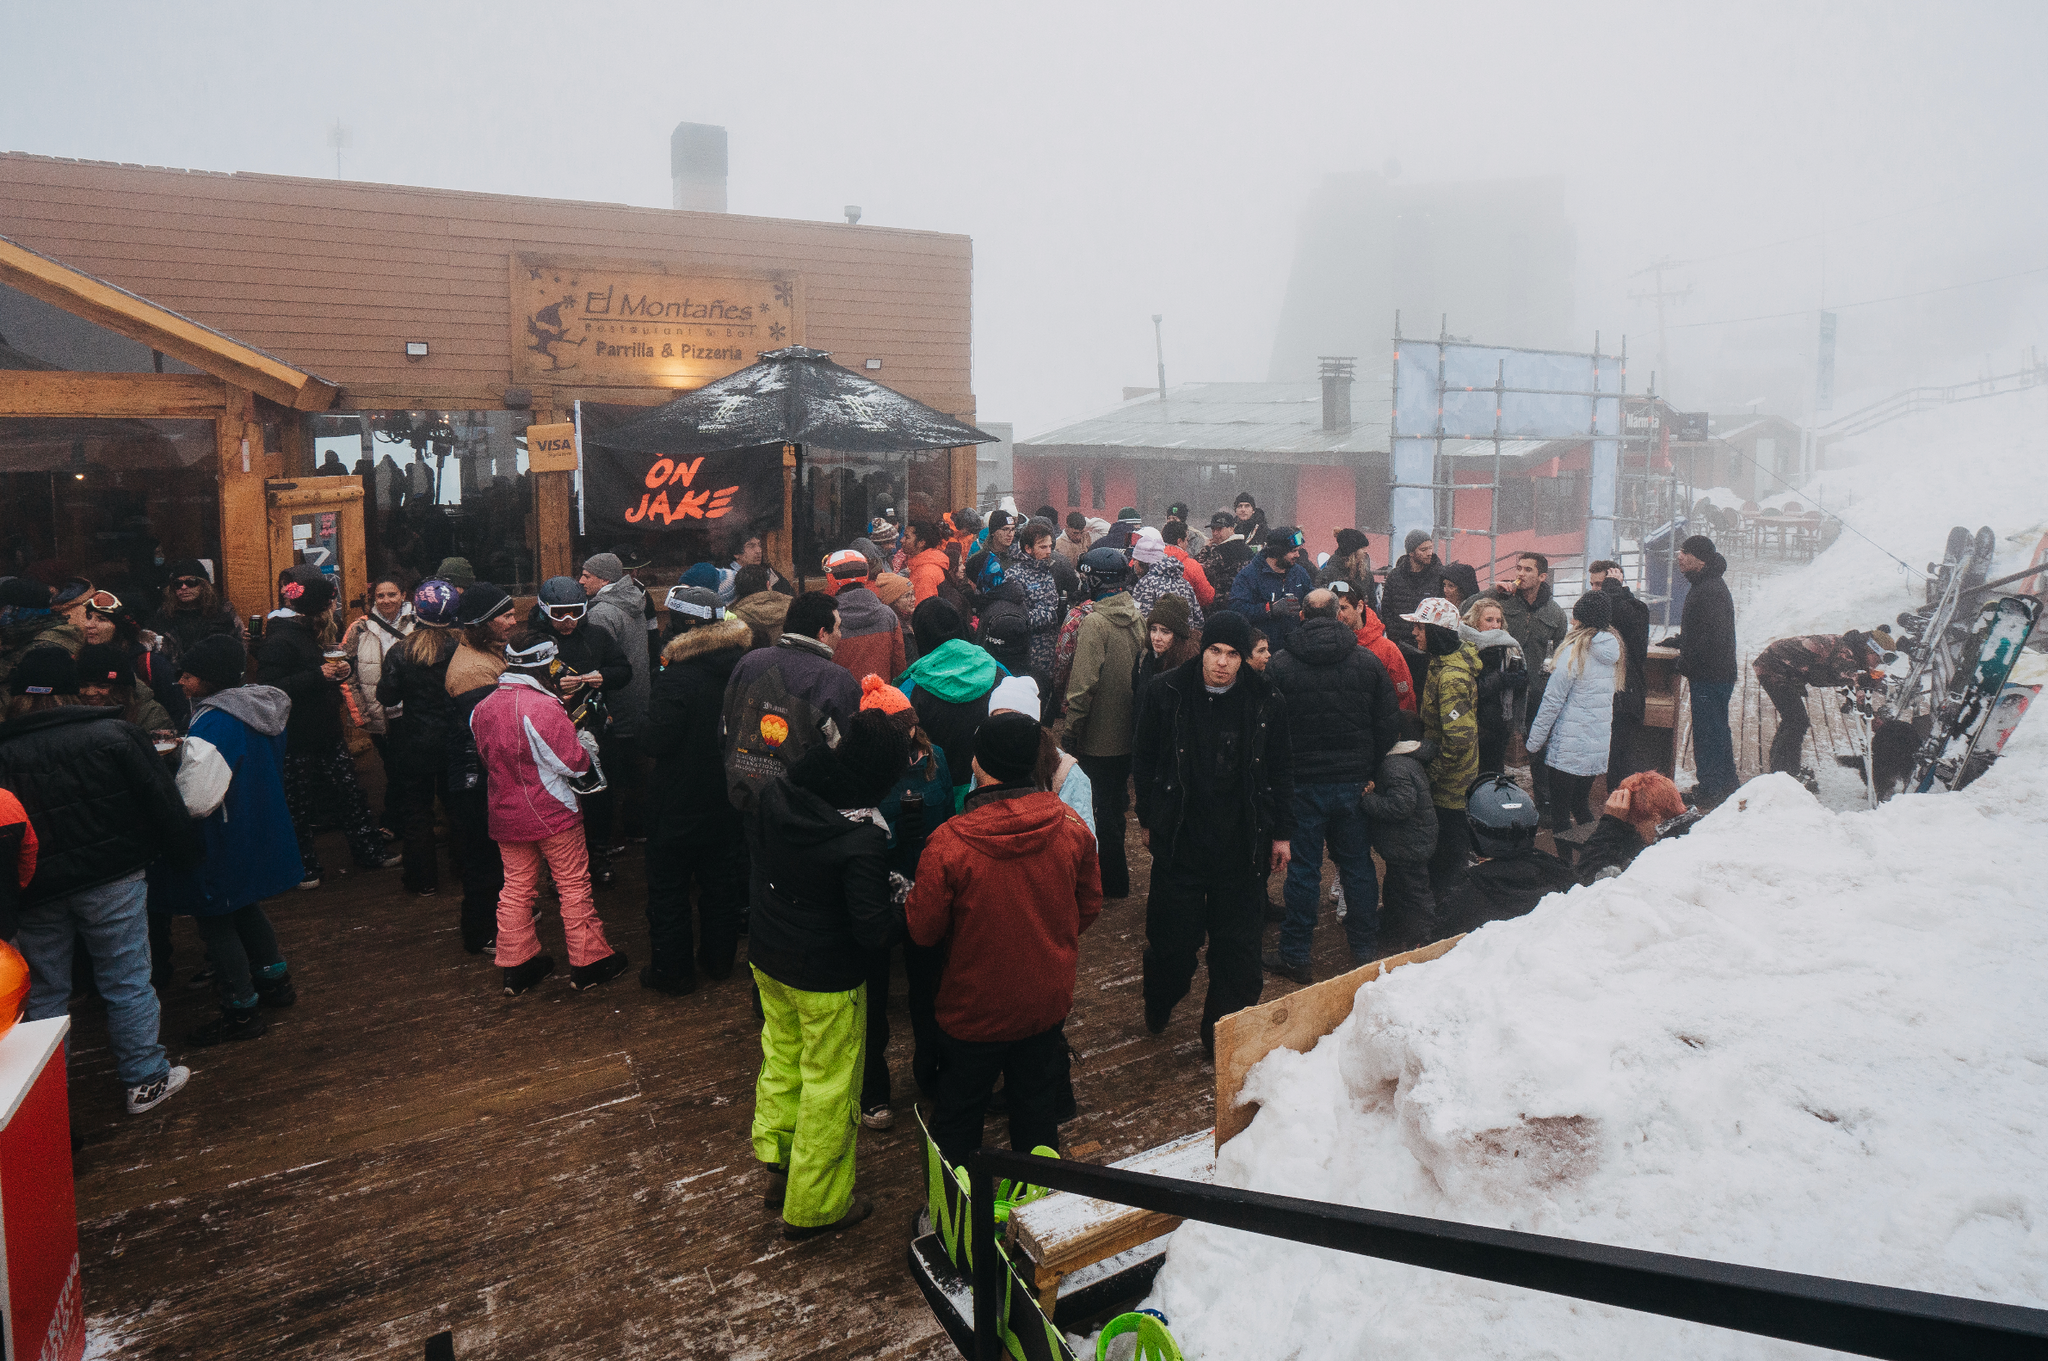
left=1152, top=314, right=1167, bottom=403
left=1628, top=257, right=1691, bottom=392
left=327, top=120, right=352, bottom=178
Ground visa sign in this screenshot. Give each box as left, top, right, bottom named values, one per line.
left=525, top=422, right=578, bottom=473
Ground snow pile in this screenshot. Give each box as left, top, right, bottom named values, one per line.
left=1146, top=726, right=2048, bottom=1359
left=1743, top=389, right=2048, bottom=644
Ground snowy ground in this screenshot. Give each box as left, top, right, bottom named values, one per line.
left=1138, top=401, right=2048, bottom=1358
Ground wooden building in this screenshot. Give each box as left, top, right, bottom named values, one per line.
left=0, top=153, right=976, bottom=623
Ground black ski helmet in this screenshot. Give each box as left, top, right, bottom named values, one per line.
left=1466, top=774, right=1539, bottom=858
left=1078, top=546, right=1131, bottom=596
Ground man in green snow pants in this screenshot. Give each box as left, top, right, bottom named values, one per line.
left=740, top=711, right=907, bottom=1239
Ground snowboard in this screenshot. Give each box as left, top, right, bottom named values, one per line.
left=1911, top=595, right=2043, bottom=792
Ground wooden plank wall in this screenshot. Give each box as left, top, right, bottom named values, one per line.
left=0, top=154, right=975, bottom=427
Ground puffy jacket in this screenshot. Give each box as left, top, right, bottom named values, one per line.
left=1437, top=847, right=1580, bottom=939
left=347, top=607, right=413, bottom=734
left=1483, top=582, right=1569, bottom=720
left=907, top=784, right=1102, bottom=1043
left=1062, top=593, right=1146, bottom=758
left=1010, top=552, right=1066, bottom=678
left=645, top=618, right=751, bottom=839
left=744, top=757, right=895, bottom=993
left=1164, top=544, right=1215, bottom=608
left=727, top=633, right=863, bottom=738
left=0, top=788, right=35, bottom=940
left=1132, top=556, right=1206, bottom=635
left=1670, top=551, right=1737, bottom=683
left=976, top=580, right=1033, bottom=677
left=1601, top=579, right=1652, bottom=694
left=1380, top=554, right=1452, bottom=626
left=1354, top=608, right=1415, bottom=713
left=1420, top=642, right=1481, bottom=809
left=1131, top=636, right=1199, bottom=739
left=256, top=614, right=344, bottom=754
left=1527, top=630, right=1622, bottom=778
left=470, top=673, right=593, bottom=843
left=0, top=705, right=195, bottom=906
left=907, top=546, right=952, bottom=604
left=830, top=583, right=907, bottom=687
left=376, top=636, right=456, bottom=774
left=586, top=578, right=652, bottom=737
left=147, top=686, right=302, bottom=915
left=1358, top=739, right=1439, bottom=863
left=1131, top=657, right=1295, bottom=871
left=1228, top=557, right=1316, bottom=651
left=898, top=639, right=1007, bottom=800
left=1265, top=616, right=1400, bottom=784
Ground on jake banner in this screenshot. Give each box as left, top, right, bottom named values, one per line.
left=577, top=402, right=783, bottom=556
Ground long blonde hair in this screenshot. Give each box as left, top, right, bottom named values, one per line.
left=1552, top=622, right=1625, bottom=687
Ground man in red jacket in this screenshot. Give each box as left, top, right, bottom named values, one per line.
left=824, top=550, right=907, bottom=684
left=1331, top=582, right=1414, bottom=713
left=907, top=711, right=1102, bottom=1164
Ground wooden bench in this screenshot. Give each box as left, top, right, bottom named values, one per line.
left=1006, top=1129, right=1215, bottom=1316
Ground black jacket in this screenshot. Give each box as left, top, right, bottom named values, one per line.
left=1671, top=552, right=1737, bottom=683
left=1573, top=815, right=1648, bottom=883
left=744, top=761, right=896, bottom=993
left=1358, top=740, right=1439, bottom=863
left=1475, top=644, right=1528, bottom=741
left=0, top=706, right=197, bottom=907
left=522, top=606, right=634, bottom=696
left=1131, top=656, right=1295, bottom=871
left=376, top=641, right=456, bottom=772
left=1265, top=616, right=1400, bottom=784
left=148, top=603, right=241, bottom=658
left=256, top=615, right=343, bottom=754
left=1435, top=846, right=1579, bottom=939
left=1601, top=579, right=1652, bottom=694
left=1379, top=554, right=1452, bottom=627
left=645, top=618, right=751, bottom=839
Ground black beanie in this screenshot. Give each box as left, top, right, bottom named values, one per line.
left=1333, top=528, right=1370, bottom=558
left=1201, top=610, right=1254, bottom=659
left=178, top=634, right=247, bottom=690
left=1572, top=590, right=1613, bottom=631
left=1680, top=534, right=1717, bottom=560
left=167, top=559, right=210, bottom=583
left=0, top=578, right=52, bottom=610
left=75, top=643, right=135, bottom=688
left=282, top=574, right=335, bottom=615
left=975, top=711, right=1041, bottom=785
left=12, top=646, right=78, bottom=696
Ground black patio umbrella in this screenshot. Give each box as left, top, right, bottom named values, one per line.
left=593, top=345, right=997, bottom=455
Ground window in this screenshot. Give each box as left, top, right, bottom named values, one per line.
left=1534, top=471, right=1586, bottom=537
left=1090, top=465, right=1105, bottom=510
left=1066, top=462, right=1081, bottom=507
left=1496, top=477, right=1536, bottom=533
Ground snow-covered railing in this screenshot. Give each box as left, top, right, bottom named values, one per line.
left=961, top=1149, right=2048, bottom=1361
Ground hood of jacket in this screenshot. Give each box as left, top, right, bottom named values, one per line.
left=900, top=637, right=1006, bottom=704
left=195, top=683, right=292, bottom=736
left=1462, top=625, right=1524, bottom=660
left=1087, top=591, right=1142, bottom=628
left=907, top=546, right=952, bottom=574
left=1282, top=615, right=1359, bottom=666
left=1385, top=735, right=1441, bottom=770
left=661, top=616, right=752, bottom=669
left=947, top=788, right=1072, bottom=859
left=1586, top=630, right=1623, bottom=666
left=1684, top=550, right=1729, bottom=583
left=759, top=766, right=879, bottom=849
left=1356, top=607, right=1392, bottom=646
left=593, top=576, right=646, bottom=615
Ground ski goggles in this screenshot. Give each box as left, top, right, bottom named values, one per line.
left=506, top=636, right=560, bottom=667
left=663, top=586, right=723, bottom=620
left=1326, top=580, right=1357, bottom=598
left=84, top=589, right=124, bottom=615
left=541, top=601, right=587, bottom=622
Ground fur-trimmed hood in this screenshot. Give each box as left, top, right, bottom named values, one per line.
left=661, top=616, right=752, bottom=668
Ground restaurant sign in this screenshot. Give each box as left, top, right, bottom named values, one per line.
left=512, top=254, right=803, bottom=388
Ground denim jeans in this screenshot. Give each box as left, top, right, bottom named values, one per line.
left=18, top=870, right=169, bottom=1086
left=1278, top=781, right=1379, bottom=966
left=1690, top=680, right=1739, bottom=800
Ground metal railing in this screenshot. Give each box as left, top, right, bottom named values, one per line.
left=964, top=1149, right=2048, bottom=1361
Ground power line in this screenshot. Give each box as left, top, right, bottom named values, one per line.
left=1667, top=263, right=2048, bottom=331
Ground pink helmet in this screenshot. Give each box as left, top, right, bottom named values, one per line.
left=1399, top=597, right=1464, bottom=631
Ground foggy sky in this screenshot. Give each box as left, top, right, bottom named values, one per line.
left=9, top=0, right=2046, bottom=436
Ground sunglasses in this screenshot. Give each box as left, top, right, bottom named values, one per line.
left=542, top=602, right=587, bottom=621
left=172, top=577, right=206, bottom=589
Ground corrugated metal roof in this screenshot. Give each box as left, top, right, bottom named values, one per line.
left=1016, top=382, right=1390, bottom=462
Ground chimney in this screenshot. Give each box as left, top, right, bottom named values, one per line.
left=1319, top=356, right=1356, bottom=432
left=670, top=122, right=728, bottom=212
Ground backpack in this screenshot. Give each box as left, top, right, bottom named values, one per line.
left=722, top=655, right=829, bottom=812
left=976, top=584, right=1031, bottom=676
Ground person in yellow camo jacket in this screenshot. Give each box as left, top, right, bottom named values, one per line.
left=1399, top=598, right=1480, bottom=901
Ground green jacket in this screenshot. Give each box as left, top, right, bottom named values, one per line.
left=1062, top=593, right=1145, bottom=758
left=1422, top=642, right=1481, bottom=809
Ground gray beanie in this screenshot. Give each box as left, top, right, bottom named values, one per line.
left=1404, top=528, right=1432, bottom=555
left=581, top=552, right=625, bottom=583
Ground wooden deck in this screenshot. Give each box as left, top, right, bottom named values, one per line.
left=63, top=796, right=1379, bottom=1360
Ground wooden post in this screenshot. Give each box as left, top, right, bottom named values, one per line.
left=530, top=390, right=575, bottom=583
left=215, top=382, right=272, bottom=628
left=949, top=443, right=977, bottom=512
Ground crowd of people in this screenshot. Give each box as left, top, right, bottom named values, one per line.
left=0, top=504, right=1742, bottom=1239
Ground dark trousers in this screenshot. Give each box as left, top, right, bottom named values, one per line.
left=194, top=904, right=283, bottom=1007
left=643, top=826, right=746, bottom=987
left=860, top=939, right=946, bottom=1110
left=367, top=733, right=401, bottom=833
left=930, top=1023, right=1067, bottom=1167
left=1762, top=679, right=1810, bottom=776
left=1607, top=712, right=1645, bottom=783
left=1278, top=781, right=1378, bottom=966
left=447, top=784, right=503, bottom=953
left=1427, top=808, right=1472, bottom=900
left=615, top=747, right=653, bottom=842
left=1478, top=724, right=1510, bottom=777
left=1552, top=772, right=1597, bottom=828
left=283, top=741, right=386, bottom=878
left=393, top=759, right=451, bottom=893
left=1377, top=857, right=1440, bottom=955
left=1690, top=680, right=1739, bottom=801
left=1074, top=753, right=1132, bottom=897
left=1142, top=857, right=1263, bottom=1047
left=1528, top=749, right=1554, bottom=816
